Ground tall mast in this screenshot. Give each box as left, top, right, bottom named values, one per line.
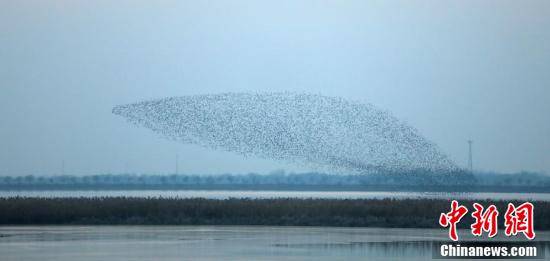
left=467, top=140, right=473, bottom=173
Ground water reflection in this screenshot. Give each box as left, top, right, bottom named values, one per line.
left=274, top=240, right=434, bottom=258
left=0, top=226, right=547, bottom=260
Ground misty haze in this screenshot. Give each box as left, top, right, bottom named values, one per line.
left=1, top=1, right=549, bottom=260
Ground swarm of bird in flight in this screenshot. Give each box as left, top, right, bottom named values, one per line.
left=113, top=93, right=458, bottom=174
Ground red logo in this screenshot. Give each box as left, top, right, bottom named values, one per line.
left=439, top=200, right=468, bottom=241
left=471, top=203, right=499, bottom=238
left=504, top=202, right=535, bottom=240
left=439, top=201, right=535, bottom=241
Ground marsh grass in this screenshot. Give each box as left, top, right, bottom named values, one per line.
left=1, top=197, right=548, bottom=229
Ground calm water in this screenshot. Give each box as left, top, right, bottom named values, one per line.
left=0, top=226, right=548, bottom=260
left=0, top=190, right=550, bottom=201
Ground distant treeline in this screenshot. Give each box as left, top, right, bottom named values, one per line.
left=0, top=171, right=549, bottom=192
left=0, top=197, right=548, bottom=230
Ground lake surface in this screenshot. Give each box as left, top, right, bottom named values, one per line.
left=0, top=226, right=548, bottom=260
left=1, top=190, right=550, bottom=201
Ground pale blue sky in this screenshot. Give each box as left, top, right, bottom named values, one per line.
left=1, top=0, right=549, bottom=175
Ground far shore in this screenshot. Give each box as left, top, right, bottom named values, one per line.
left=1, top=184, right=550, bottom=193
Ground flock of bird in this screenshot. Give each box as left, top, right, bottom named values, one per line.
left=113, top=92, right=458, bottom=174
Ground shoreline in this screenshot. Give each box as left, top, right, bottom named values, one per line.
left=2, top=185, right=550, bottom=193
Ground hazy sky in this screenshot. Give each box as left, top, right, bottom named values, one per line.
left=1, top=0, right=549, bottom=176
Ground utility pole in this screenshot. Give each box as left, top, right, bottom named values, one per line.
left=467, top=140, right=473, bottom=173
left=175, top=153, right=179, bottom=174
